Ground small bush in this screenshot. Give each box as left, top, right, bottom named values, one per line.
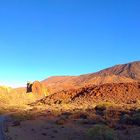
left=86, top=124, right=118, bottom=140
left=120, top=114, right=131, bottom=124
left=132, top=112, right=140, bottom=126
left=55, top=118, right=67, bottom=125
left=95, top=102, right=116, bottom=110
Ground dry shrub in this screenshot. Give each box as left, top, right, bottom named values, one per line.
left=86, top=124, right=118, bottom=140
left=10, top=111, right=35, bottom=121
left=95, top=102, right=116, bottom=109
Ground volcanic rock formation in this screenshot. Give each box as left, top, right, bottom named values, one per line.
left=37, top=82, right=140, bottom=105
left=27, top=81, right=48, bottom=96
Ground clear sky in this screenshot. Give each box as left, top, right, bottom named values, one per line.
left=0, top=0, right=140, bottom=87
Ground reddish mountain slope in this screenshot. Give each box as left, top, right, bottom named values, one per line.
left=42, top=61, right=140, bottom=93
left=93, top=61, right=140, bottom=80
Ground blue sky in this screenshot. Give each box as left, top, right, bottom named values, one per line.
left=0, top=0, right=140, bottom=87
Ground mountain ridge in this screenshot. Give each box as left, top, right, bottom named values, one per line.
left=42, top=61, right=140, bottom=93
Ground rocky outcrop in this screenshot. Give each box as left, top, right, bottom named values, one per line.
left=38, top=82, right=140, bottom=105
left=32, top=81, right=45, bottom=95
left=26, top=81, right=48, bottom=96
left=27, top=82, right=33, bottom=93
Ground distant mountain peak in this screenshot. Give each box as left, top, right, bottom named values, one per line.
left=94, top=61, right=140, bottom=80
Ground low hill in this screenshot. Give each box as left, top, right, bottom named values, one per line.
left=0, top=86, right=12, bottom=93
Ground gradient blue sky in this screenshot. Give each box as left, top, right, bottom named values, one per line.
left=0, top=0, right=140, bottom=87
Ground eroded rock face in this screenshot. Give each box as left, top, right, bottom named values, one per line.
left=32, top=81, right=44, bottom=95
left=27, top=81, right=48, bottom=96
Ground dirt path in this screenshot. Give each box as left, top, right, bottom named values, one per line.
left=0, top=116, right=7, bottom=140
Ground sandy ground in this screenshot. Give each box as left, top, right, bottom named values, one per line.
left=5, top=115, right=89, bottom=140
left=5, top=114, right=140, bottom=140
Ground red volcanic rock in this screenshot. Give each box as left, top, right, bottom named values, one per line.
left=27, top=81, right=48, bottom=96
left=32, top=81, right=43, bottom=95
left=38, top=82, right=140, bottom=105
